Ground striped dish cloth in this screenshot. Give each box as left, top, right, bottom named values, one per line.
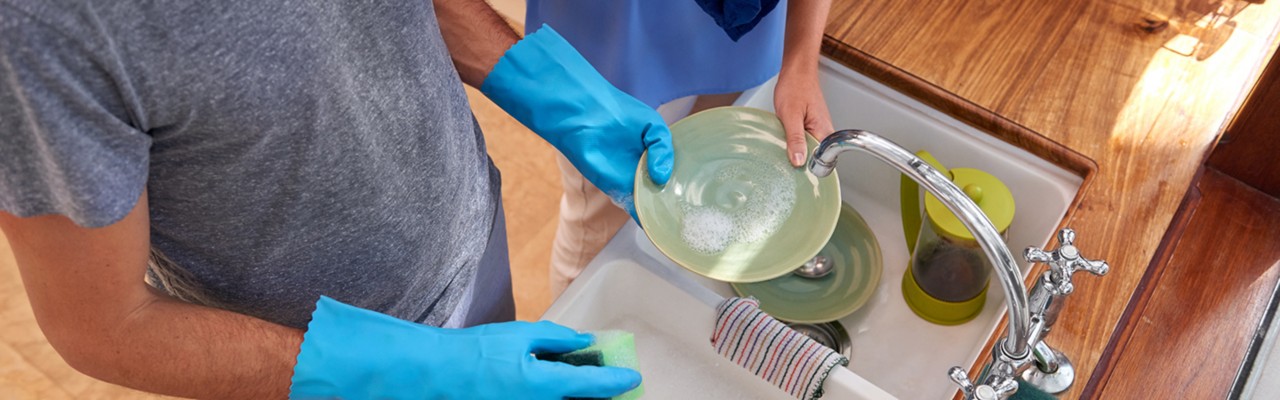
left=711, top=297, right=849, bottom=400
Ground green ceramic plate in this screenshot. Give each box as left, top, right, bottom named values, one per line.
left=732, top=203, right=883, bottom=323
left=635, top=106, right=841, bottom=283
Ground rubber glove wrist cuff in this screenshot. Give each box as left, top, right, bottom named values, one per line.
left=480, top=25, right=674, bottom=220
left=290, top=296, right=436, bottom=399
left=480, top=25, right=587, bottom=149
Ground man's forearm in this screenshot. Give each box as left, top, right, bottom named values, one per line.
left=16, top=259, right=303, bottom=400
left=97, top=293, right=303, bottom=399
left=432, top=0, right=521, bottom=88
left=1, top=194, right=303, bottom=400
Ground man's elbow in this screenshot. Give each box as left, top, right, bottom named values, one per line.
left=34, top=298, right=158, bottom=384
left=39, top=317, right=124, bottom=380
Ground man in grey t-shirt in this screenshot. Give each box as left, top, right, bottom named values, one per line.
left=0, top=0, right=672, bottom=398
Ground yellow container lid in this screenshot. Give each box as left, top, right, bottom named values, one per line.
left=924, top=167, right=1015, bottom=242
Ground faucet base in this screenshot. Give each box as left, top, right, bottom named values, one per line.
left=1020, top=346, right=1075, bottom=394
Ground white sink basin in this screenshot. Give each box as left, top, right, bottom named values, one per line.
left=542, top=57, right=1084, bottom=399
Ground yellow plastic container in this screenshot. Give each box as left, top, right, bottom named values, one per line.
left=899, top=151, right=1014, bottom=325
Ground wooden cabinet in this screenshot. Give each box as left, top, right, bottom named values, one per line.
left=1210, top=50, right=1280, bottom=197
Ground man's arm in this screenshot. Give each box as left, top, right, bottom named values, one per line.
left=432, top=0, right=520, bottom=88
left=0, top=191, right=302, bottom=399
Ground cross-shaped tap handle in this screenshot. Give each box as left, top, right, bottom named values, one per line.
left=1024, top=228, right=1109, bottom=295
left=950, top=367, right=976, bottom=397
left=950, top=367, right=1020, bottom=400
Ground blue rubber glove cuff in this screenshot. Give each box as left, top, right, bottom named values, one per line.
left=481, top=24, right=674, bottom=220
left=289, top=296, right=641, bottom=399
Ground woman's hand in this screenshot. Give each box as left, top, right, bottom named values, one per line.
left=775, top=0, right=833, bottom=167
left=774, top=68, right=833, bottom=167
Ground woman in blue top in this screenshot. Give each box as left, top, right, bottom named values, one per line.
left=531, top=0, right=835, bottom=294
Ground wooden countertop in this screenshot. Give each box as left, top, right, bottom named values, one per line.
left=819, top=1, right=1280, bottom=398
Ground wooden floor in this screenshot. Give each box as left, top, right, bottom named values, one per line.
left=0, top=65, right=561, bottom=400
left=1089, top=168, right=1280, bottom=398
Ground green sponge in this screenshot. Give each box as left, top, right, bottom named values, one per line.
left=537, top=330, right=644, bottom=400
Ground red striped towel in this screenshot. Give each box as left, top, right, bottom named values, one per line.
left=711, top=297, right=849, bottom=400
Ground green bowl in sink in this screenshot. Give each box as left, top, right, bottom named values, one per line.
left=732, top=203, right=883, bottom=323
left=634, top=106, right=842, bottom=283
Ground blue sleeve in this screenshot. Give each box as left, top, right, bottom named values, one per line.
left=0, top=6, right=151, bottom=228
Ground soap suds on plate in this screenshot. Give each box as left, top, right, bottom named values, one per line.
left=680, top=208, right=735, bottom=254
left=679, top=157, right=796, bottom=254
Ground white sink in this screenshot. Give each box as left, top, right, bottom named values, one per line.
left=542, top=57, right=1084, bottom=399
left=543, top=255, right=893, bottom=399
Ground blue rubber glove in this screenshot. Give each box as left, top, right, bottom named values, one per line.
left=289, top=296, right=641, bottom=400
left=481, top=25, right=674, bottom=221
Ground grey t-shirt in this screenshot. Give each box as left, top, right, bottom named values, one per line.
left=0, top=0, right=501, bottom=328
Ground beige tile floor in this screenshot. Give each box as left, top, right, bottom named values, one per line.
left=0, top=2, right=562, bottom=397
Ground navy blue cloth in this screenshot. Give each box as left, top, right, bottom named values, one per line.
left=694, top=0, right=782, bottom=41
left=456, top=201, right=516, bottom=328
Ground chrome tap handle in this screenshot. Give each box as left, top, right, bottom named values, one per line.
left=1016, top=228, right=1105, bottom=394
left=984, top=378, right=1020, bottom=400
left=950, top=367, right=977, bottom=398
left=1024, top=228, right=1109, bottom=295
left=950, top=367, right=1020, bottom=400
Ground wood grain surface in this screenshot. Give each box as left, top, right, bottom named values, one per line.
left=1082, top=167, right=1203, bottom=399
left=821, top=1, right=1280, bottom=398
left=1209, top=52, right=1280, bottom=197
left=1092, top=168, right=1280, bottom=398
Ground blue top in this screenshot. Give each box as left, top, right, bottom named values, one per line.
left=527, top=0, right=786, bottom=108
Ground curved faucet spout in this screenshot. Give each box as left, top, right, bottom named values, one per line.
left=808, top=129, right=1032, bottom=359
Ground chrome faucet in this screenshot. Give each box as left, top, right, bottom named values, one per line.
left=809, top=130, right=1108, bottom=399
